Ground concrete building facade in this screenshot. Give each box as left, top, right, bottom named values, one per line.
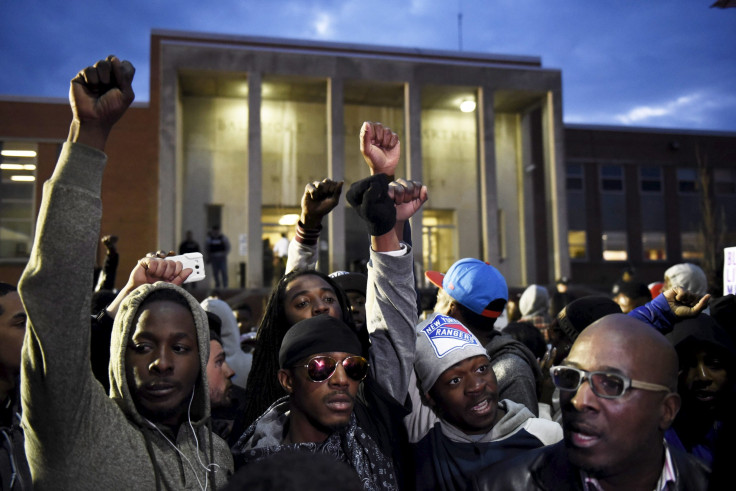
left=14, top=30, right=735, bottom=294
left=151, top=30, right=567, bottom=289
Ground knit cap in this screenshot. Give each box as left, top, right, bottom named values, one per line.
left=414, top=313, right=489, bottom=393
left=519, top=285, right=550, bottom=317
left=279, top=314, right=362, bottom=368
left=557, top=296, right=621, bottom=342
left=710, top=294, right=735, bottom=332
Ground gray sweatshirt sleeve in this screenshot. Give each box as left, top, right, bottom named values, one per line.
left=366, top=245, right=418, bottom=402
left=18, top=142, right=108, bottom=442
left=285, top=238, right=318, bottom=274
left=493, top=355, right=540, bottom=417
left=365, top=246, right=442, bottom=442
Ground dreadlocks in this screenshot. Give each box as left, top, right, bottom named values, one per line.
left=240, top=269, right=365, bottom=428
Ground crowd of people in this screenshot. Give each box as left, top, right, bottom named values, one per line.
left=1, top=55, right=734, bottom=490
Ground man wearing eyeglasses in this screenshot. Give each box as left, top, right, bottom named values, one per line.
left=472, top=314, right=710, bottom=491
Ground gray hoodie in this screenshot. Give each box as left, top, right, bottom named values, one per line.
left=19, top=142, right=233, bottom=490
left=201, top=297, right=252, bottom=390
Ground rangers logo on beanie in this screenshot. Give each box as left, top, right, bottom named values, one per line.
left=414, top=313, right=489, bottom=393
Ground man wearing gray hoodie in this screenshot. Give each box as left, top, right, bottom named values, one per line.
left=18, top=56, right=233, bottom=489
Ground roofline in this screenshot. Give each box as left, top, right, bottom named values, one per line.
left=0, top=95, right=148, bottom=108
left=565, top=122, right=736, bottom=138
left=0, top=95, right=68, bottom=104
left=152, top=29, right=543, bottom=68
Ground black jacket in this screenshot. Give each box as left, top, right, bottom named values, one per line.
left=1, top=385, right=32, bottom=490
left=472, top=441, right=710, bottom=491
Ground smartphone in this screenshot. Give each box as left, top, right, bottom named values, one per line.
left=164, top=252, right=206, bottom=284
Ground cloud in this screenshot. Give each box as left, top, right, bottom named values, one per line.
left=615, top=94, right=703, bottom=125
left=566, top=89, right=736, bottom=131
left=409, top=0, right=430, bottom=15
left=313, top=11, right=334, bottom=36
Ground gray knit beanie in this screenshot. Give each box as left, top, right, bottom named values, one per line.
left=414, top=313, right=489, bottom=393
left=519, top=284, right=550, bottom=317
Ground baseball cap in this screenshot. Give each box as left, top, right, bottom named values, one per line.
left=664, top=263, right=708, bottom=297
left=329, top=271, right=367, bottom=296
left=425, top=258, right=508, bottom=318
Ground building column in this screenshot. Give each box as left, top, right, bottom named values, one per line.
left=663, top=167, right=681, bottom=261
left=625, top=165, right=643, bottom=263
left=478, top=87, right=501, bottom=265
left=158, top=63, right=178, bottom=250
left=327, top=77, right=346, bottom=272
left=246, top=72, right=263, bottom=288
left=542, top=89, right=569, bottom=281
left=404, top=82, right=424, bottom=269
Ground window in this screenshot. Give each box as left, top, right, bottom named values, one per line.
left=422, top=209, right=456, bottom=285
left=0, top=142, right=37, bottom=260
left=640, top=166, right=662, bottom=193
left=714, top=168, right=736, bottom=195
left=642, top=232, right=666, bottom=261
left=602, top=231, right=627, bottom=261
left=566, top=164, right=583, bottom=191
left=600, top=165, right=623, bottom=192
left=262, top=205, right=301, bottom=287
left=568, top=230, right=586, bottom=259
left=677, top=168, right=698, bottom=194
left=681, top=232, right=704, bottom=261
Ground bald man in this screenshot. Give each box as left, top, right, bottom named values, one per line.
left=473, top=314, right=710, bottom=491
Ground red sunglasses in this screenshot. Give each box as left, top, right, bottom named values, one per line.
left=300, top=355, right=369, bottom=383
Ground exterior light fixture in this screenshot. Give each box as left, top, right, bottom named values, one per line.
left=459, top=100, right=476, bottom=113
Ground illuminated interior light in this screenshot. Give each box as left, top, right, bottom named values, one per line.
left=278, top=214, right=300, bottom=226
left=0, top=163, right=37, bottom=170
left=1, top=150, right=37, bottom=157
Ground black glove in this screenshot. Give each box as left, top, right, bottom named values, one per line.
left=346, top=174, right=396, bottom=236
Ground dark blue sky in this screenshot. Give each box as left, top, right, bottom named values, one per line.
left=1, top=1, right=735, bottom=131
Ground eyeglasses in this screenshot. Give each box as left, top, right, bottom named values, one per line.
left=550, top=365, right=671, bottom=399
left=300, top=355, right=369, bottom=383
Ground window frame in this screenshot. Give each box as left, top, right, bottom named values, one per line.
left=600, top=164, right=624, bottom=194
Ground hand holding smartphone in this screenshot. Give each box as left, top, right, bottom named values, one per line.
left=164, top=252, right=206, bottom=283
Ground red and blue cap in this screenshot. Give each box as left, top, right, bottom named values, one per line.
left=425, top=258, right=508, bottom=318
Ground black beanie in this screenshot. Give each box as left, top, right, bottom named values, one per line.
left=558, top=296, right=622, bottom=342
left=616, top=281, right=651, bottom=300
left=666, top=314, right=736, bottom=360
left=206, top=311, right=222, bottom=344
left=710, top=294, right=735, bottom=331
left=279, top=314, right=363, bottom=368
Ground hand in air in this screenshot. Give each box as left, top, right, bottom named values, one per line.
left=389, top=179, right=428, bottom=222
left=301, top=179, right=344, bottom=228
left=70, top=55, right=135, bottom=136
left=360, top=122, right=400, bottom=177
left=663, top=287, right=710, bottom=318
